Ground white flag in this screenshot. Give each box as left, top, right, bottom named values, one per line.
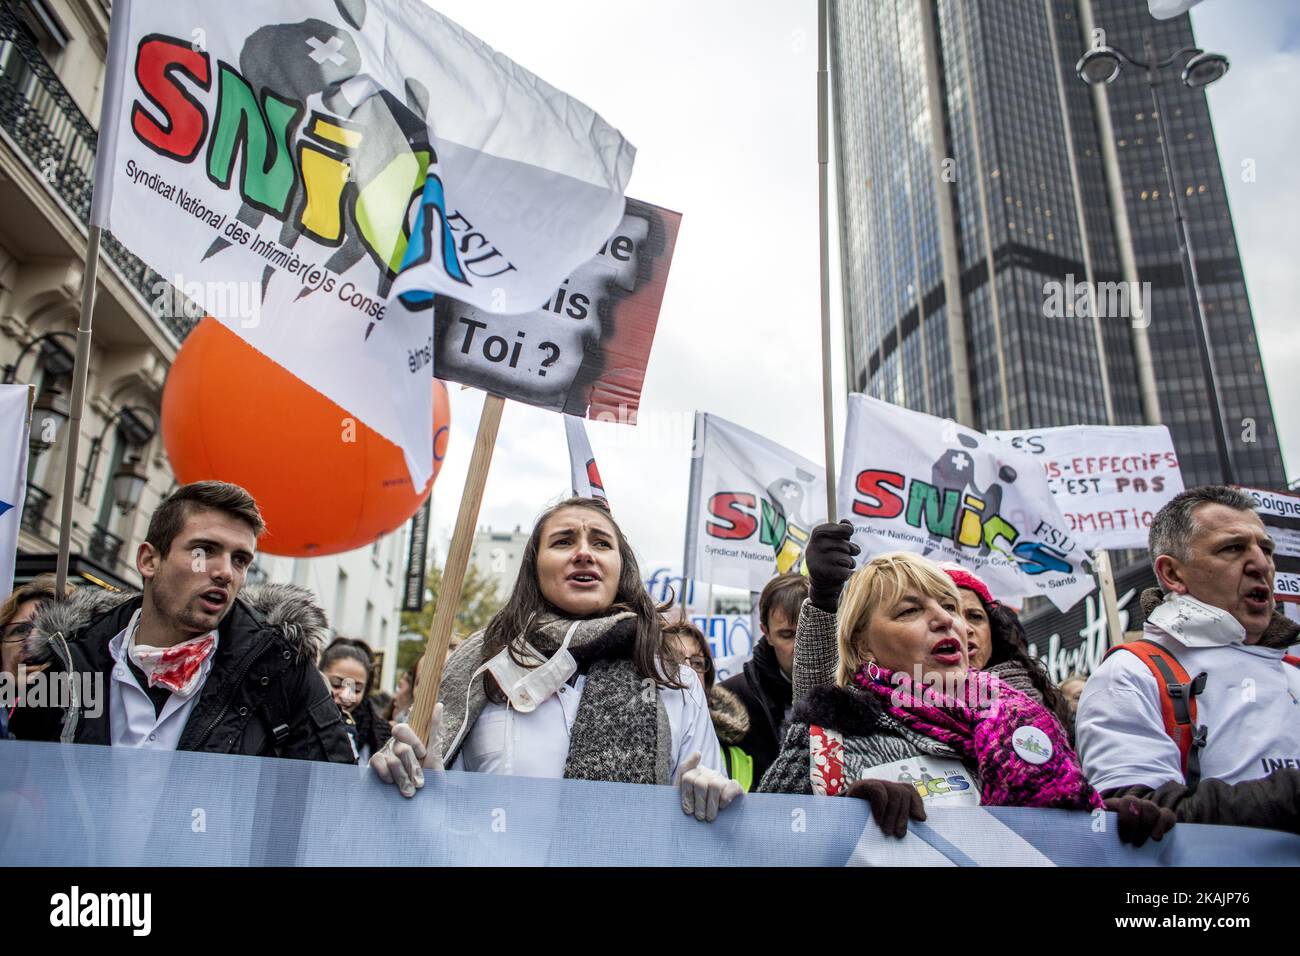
left=564, top=415, right=607, bottom=505
left=989, top=424, right=1185, bottom=551
left=0, top=386, right=32, bottom=597
left=838, top=395, right=1095, bottom=612
left=91, top=0, right=634, bottom=488
left=1148, top=0, right=1206, bottom=19
left=683, top=412, right=827, bottom=592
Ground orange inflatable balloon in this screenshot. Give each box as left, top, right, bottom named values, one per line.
left=162, top=318, right=450, bottom=557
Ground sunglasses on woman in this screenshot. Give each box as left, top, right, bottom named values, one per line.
left=327, top=675, right=367, bottom=696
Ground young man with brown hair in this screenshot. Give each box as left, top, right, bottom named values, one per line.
left=10, top=481, right=353, bottom=762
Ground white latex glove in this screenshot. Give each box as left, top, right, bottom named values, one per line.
left=370, top=702, right=444, bottom=799
left=674, top=750, right=743, bottom=823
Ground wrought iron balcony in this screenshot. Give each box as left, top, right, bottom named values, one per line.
left=19, top=481, right=51, bottom=537
left=87, top=523, right=124, bottom=569
left=0, top=3, right=197, bottom=343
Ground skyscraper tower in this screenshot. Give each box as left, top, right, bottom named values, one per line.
left=831, top=0, right=1285, bottom=487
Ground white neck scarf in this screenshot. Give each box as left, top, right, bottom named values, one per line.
left=1148, top=593, right=1247, bottom=648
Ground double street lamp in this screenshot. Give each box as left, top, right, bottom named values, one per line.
left=1077, top=33, right=1235, bottom=485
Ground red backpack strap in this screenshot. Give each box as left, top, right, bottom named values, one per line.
left=1103, top=639, right=1208, bottom=789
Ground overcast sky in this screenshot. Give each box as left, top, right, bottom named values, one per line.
left=418, top=0, right=1300, bottom=575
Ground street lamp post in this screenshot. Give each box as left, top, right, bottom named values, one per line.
left=2, top=330, right=76, bottom=385
left=1077, top=31, right=1235, bottom=485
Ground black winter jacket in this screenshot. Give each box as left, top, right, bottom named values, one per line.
left=9, top=584, right=354, bottom=763
left=721, top=637, right=793, bottom=784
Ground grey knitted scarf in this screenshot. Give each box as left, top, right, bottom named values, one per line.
left=436, top=610, right=673, bottom=785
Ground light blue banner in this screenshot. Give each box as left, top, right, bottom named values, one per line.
left=2, top=741, right=1297, bottom=866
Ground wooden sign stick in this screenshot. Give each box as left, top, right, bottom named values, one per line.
left=1093, top=548, right=1125, bottom=648
left=408, top=392, right=505, bottom=748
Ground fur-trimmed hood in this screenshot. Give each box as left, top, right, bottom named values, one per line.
left=707, top=683, right=750, bottom=745
left=1139, top=587, right=1299, bottom=649
left=790, top=681, right=890, bottom=738
left=23, top=582, right=331, bottom=667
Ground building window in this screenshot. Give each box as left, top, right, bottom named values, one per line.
left=334, top=570, right=348, bottom=629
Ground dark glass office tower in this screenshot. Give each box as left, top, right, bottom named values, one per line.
left=831, top=0, right=1286, bottom=488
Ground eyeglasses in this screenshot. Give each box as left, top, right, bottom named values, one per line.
left=1, top=621, right=33, bottom=644
left=327, top=675, right=366, bottom=696
left=684, top=654, right=710, bottom=675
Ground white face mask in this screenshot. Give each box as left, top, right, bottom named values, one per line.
left=484, top=621, right=580, bottom=712
left=1148, top=593, right=1247, bottom=648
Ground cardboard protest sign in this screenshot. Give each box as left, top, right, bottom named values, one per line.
left=431, top=198, right=679, bottom=421
left=990, top=425, right=1185, bottom=550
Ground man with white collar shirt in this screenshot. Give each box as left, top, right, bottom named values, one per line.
left=1076, top=486, right=1300, bottom=833
left=10, top=481, right=353, bottom=762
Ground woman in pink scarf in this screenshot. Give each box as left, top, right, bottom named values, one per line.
left=758, top=551, right=1173, bottom=845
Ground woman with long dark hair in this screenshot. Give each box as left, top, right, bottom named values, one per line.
left=372, top=498, right=741, bottom=821
left=938, top=563, right=1075, bottom=734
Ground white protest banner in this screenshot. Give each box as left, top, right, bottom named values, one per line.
left=989, top=425, right=1185, bottom=550
left=0, top=385, right=31, bottom=597
left=838, top=394, right=1095, bottom=612
left=1148, top=0, right=1206, bottom=19
left=645, top=566, right=700, bottom=610
left=684, top=413, right=826, bottom=592
left=1239, top=486, right=1300, bottom=604
left=91, top=0, right=634, bottom=487
left=690, top=613, right=755, bottom=683
left=433, top=199, right=679, bottom=420
left=564, top=415, right=607, bottom=505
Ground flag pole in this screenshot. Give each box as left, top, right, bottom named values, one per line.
left=408, top=391, right=505, bottom=747
left=817, top=0, right=838, bottom=522
left=54, top=226, right=103, bottom=594
left=56, top=0, right=125, bottom=594
left=1093, top=548, right=1125, bottom=647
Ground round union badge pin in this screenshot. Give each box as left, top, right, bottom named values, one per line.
left=1011, top=725, right=1053, bottom=765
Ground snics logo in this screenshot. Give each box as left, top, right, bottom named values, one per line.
left=849, top=467, right=1075, bottom=575
left=127, top=3, right=515, bottom=332
left=706, top=474, right=816, bottom=574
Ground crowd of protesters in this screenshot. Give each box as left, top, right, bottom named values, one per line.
left=3, top=479, right=1298, bottom=844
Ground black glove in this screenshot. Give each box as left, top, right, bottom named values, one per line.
left=1103, top=796, right=1176, bottom=848
left=805, top=519, right=860, bottom=613
left=846, top=778, right=926, bottom=838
